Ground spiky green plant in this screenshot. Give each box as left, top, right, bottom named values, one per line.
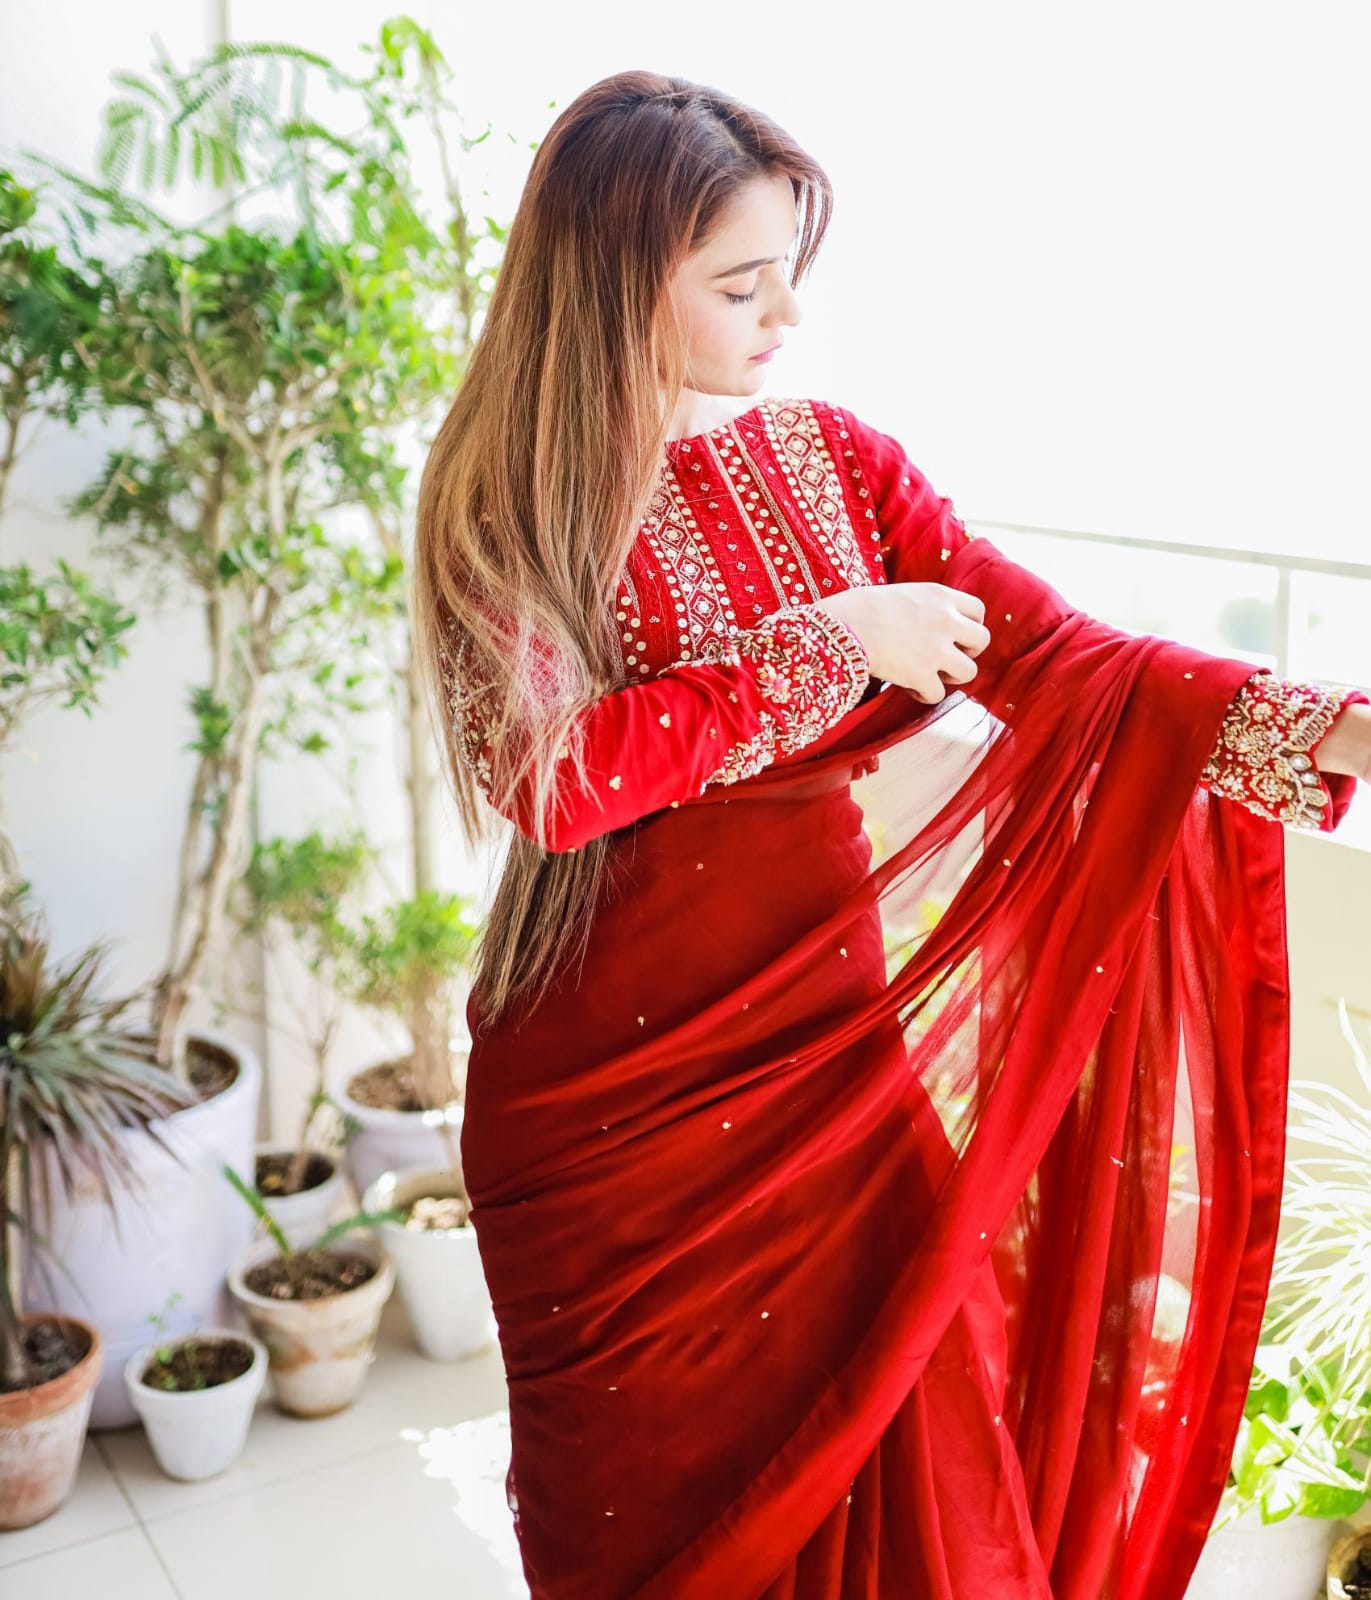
left=0, top=890, right=198, bottom=1391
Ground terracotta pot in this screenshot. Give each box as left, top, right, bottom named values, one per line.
left=0, top=1315, right=102, bottom=1530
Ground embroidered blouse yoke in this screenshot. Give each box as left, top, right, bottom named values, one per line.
left=440, top=396, right=1366, bottom=852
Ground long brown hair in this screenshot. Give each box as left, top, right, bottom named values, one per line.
left=412, top=71, right=832, bottom=1034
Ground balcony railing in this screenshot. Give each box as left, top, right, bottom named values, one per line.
left=963, top=516, right=1371, bottom=846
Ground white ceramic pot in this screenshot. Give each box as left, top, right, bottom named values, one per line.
left=21, top=1027, right=262, bottom=1430
left=123, top=1327, right=266, bottom=1481
left=335, top=1067, right=465, bottom=1201
left=1183, top=1501, right=1338, bottom=1600
left=254, top=1142, right=346, bottom=1251
left=0, top=1315, right=102, bottom=1531
left=226, top=1234, right=394, bottom=1417
left=361, top=1166, right=496, bottom=1361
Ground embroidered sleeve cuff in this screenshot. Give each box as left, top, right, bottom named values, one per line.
left=1199, top=670, right=1366, bottom=832
left=658, top=604, right=871, bottom=790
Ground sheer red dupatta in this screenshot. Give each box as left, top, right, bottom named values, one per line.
left=461, top=415, right=1310, bottom=1599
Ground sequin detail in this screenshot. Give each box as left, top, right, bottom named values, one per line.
left=438, top=616, right=497, bottom=801
left=1199, top=670, right=1353, bottom=831
left=657, top=605, right=870, bottom=789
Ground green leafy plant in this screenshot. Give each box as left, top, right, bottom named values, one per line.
left=1216, top=1342, right=1368, bottom=1529
left=1212, top=996, right=1371, bottom=1529
left=0, top=172, right=140, bottom=889
left=232, top=829, right=372, bottom=1180
left=5, top=24, right=496, bottom=1087
left=337, top=889, right=482, bottom=1129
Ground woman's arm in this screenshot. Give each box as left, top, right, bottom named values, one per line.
left=831, top=399, right=1368, bottom=834
left=439, top=603, right=870, bottom=853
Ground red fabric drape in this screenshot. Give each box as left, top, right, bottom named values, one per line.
left=460, top=521, right=1339, bottom=1598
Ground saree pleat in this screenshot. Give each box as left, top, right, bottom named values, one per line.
left=460, top=531, right=1309, bottom=1599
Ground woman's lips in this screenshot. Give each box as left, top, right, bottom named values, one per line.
left=750, top=345, right=781, bottom=363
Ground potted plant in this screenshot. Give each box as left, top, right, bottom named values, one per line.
left=1186, top=996, right=1371, bottom=1597
left=1183, top=1342, right=1365, bottom=1599
left=232, top=830, right=369, bottom=1248
left=334, top=890, right=482, bottom=1198
left=122, top=1291, right=266, bottom=1481
left=8, top=23, right=505, bottom=1421
left=361, top=1165, right=495, bottom=1361
left=222, top=1162, right=401, bottom=1417
left=0, top=894, right=197, bottom=1529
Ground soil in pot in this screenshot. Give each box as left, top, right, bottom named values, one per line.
left=0, top=1317, right=89, bottom=1394
left=402, top=1192, right=472, bottom=1230
left=255, top=1150, right=334, bottom=1198
left=122, top=1028, right=241, bottom=1106
left=346, top=1055, right=460, bottom=1113
left=138, top=1336, right=255, bottom=1393
left=244, top=1250, right=379, bottom=1301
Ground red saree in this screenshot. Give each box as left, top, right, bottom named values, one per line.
left=452, top=397, right=1365, bottom=1599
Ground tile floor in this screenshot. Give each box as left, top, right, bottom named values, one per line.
left=0, top=1293, right=531, bottom=1599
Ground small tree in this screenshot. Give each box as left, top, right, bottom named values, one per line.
left=0, top=172, right=138, bottom=889
left=231, top=827, right=372, bottom=1180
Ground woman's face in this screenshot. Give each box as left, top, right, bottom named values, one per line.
left=668, top=171, right=803, bottom=399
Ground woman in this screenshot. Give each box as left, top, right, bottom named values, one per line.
left=412, top=70, right=1370, bottom=1600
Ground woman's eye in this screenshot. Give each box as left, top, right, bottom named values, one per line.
left=725, top=289, right=757, bottom=305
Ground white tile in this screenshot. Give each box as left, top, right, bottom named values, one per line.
left=0, top=1525, right=179, bottom=1599
left=0, top=1435, right=137, bottom=1569
left=147, top=1410, right=529, bottom=1600
left=100, top=1293, right=510, bottom=1523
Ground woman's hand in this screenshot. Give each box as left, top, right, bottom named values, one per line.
left=814, top=582, right=992, bottom=704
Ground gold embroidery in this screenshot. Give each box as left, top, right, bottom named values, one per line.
left=438, top=616, right=497, bottom=799
left=640, top=399, right=880, bottom=656
left=1199, top=671, right=1353, bottom=831
left=657, top=605, right=870, bottom=791
left=759, top=398, right=875, bottom=589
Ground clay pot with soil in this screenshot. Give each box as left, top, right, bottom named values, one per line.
left=222, top=1162, right=401, bottom=1417
left=0, top=1315, right=103, bottom=1531
left=124, top=1325, right=267, bottom=1480
left=362, top=1165, right=496, bottom=1360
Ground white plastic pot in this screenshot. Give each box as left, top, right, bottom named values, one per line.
left=254, top=1142, right=346, bottom=1251
left=226, top=1233, right=394, bottom=1417
left=123, top=1327, right=266, bottom=1481
left=361, top=1166, right=496, bottom=1361
left=21, top=1027, right=262, bottom=1430
left=335, top=1066, right=466, bottom=1200
left=1183, top=1501, right=1338, bottom=1600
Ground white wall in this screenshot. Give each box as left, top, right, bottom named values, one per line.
left=2, top=1, right=1367, bottom=1137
